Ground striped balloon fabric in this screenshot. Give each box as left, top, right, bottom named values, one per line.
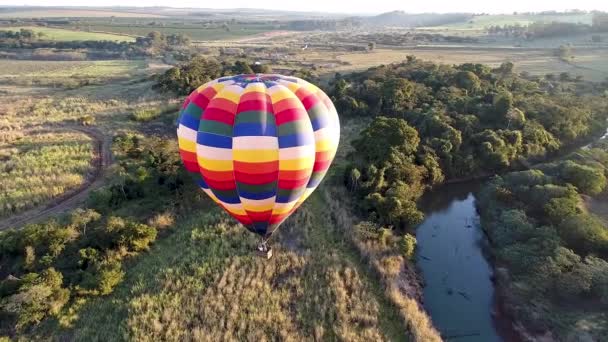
left=177, top=74, right=340, bottom=239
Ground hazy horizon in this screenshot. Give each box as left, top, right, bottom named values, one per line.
left=3, top=0, right=608, bottom=15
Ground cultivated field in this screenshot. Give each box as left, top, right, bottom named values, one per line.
left=1, top=26, right=135, bottom=42
left=77, top=24, right=278, bottom=41
left=438, top=13, right=594, bottom=29
left=0, top=130, right=94, bottom=218
left=331, top=48, right=608, bottom=82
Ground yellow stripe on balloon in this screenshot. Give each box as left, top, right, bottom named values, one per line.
left=315, top=138, right=335, bottom=152
left=197, top=158, right=233, bottom=171
left=242, top=201, right=275, bottom=212
left=178, top=137, right=196, bottom=152
left=272, top=201, right=298, bottom=215
left=233, top=149, right=278, bottom=163
left=214, top=86, right=242, bottom=103
left=222, top=202, right=247, bottom=216
left=243, top=82, right=266, bottom=93
left=279, top=156, right=315, bottom=170
left=269, top=87, right=296, bottom=103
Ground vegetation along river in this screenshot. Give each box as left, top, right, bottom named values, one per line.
left=416, top=182, right=503, bottom=341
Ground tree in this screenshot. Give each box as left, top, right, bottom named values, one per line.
left=70, top=209, right=101, bottom=235
left=1, top=268, right=69, bottom=329
left=559, top=160, right=607, bottom=195
left=454, top=71, right=481, bottom=93
left=352, top=117, right=420, bottom=164
left=558, top=214, right=608, bottom=255
left=106, top=217, right=157, bottom=252
left=154, top=57, right=223, bottom=95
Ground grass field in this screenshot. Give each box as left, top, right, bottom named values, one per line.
left=71, top=24, right=277, bottom=41
left=333, top=48, right=608, bottom=82
left=439, top=13, right=593, bottom=29
left=0, top=60, right=146, bottom=78
left=1, top=26, right=135, bottom=42
left=0, top=131, right=94, bottom=218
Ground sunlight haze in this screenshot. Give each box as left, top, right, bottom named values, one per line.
left=6, top=0, right=608, bottom=14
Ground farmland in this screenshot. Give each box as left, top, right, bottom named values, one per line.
left=0, top=130, right=95, bottom=218
left=77, top=23, right=279, bottom=41
left=0, top=26, right=135, bottom=42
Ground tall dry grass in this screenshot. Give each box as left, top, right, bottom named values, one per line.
left=321, top=186, right=442, bottom=342
left=0, top=131, right=94, bottom=218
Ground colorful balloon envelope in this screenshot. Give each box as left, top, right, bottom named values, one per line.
left=177, top=74, right=340, bottom=239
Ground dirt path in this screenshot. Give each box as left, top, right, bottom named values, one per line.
left=0, top=126, right=112, bottom=230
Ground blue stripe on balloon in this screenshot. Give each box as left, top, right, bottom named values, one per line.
left=311, top=116, right=329, bottom=131
left=278, top=133, right=314, bottom=148
left=237, top=189, right=277, bottom=200
left=179, top=110, right=200, bottom=130
left=213, top=192, right=240, bottom=204
left=275, top=189, right=306, bottom=203
left=233, top=122, right=277, bottom=136
left=197, top=132, right=232, bottom=148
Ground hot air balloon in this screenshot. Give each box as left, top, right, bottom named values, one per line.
left=177, top=74, right=340, bottom=257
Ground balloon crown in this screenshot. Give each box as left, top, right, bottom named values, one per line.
left=220, top=74, right=298, bottom=87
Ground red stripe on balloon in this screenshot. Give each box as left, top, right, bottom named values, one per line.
left=236, top=99, right=272, bottom=113
left=202, top=107, right=235, bottom=125
left=313, top=159, right=332, bottom=172
left=275, top=108, right=308, bottom=125
left=190, top=93, right=210, bottom=111
left=203, top=178, right=236, bottom=191
left=207, top=97, right=238, bottom=113
left=234, top=170, right=278, bottom=185
left=228, top=212, right=253, bottom=225
left=246, top=210, right=273, bottom=222
left=202, top=169, right=235, bottom=182
left=272, top=98, right=302, bottom=114
left=233, top=161, right=278, bottom=174
left=278, top=177, right=309, bottom=189
left=278, top=169, right=311, bottom=180
left=300, top=93, right=319, bottom=110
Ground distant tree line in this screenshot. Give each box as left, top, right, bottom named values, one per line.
left=487, top=12, right=608, bottom=39
left=0, top=29, right=191, bottom=59
left=153, top=57, right=272, bottom=95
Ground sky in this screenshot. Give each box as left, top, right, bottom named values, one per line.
left=3, top=0, right=608, bottom=14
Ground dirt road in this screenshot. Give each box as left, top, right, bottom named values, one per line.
left=0, top=126, right=112, bottom=230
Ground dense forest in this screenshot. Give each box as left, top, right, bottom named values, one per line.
left=333, top=56, right=608, bottom=230
left=477, top=143, right=608, bottom=339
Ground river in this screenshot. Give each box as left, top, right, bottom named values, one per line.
left=415, top=182, right=503, bottom=341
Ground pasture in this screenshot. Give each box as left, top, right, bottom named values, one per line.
left=332, top=47, right=608, bottom=82
left=0, top=131, right=94, bottom=218
left=1, top=26, right=135, bottom=42
left=440, top=13, right=594, bottom=29
left=64, top=23, right=279, bottom=41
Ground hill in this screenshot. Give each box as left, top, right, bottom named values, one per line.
left=364, top=11, right=472, bottom=27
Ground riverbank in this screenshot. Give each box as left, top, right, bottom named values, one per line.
left=476, top=144, right=608, bottom=340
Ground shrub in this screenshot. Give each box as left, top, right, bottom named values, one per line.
left=130, top=104, right=178, bottom=122
left=400, top=234, right=417, bottom=259
left=1, top=268, right=70, bottom=329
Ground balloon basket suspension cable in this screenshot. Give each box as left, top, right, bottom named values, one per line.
left=256, top=236, right=273, bottom=259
